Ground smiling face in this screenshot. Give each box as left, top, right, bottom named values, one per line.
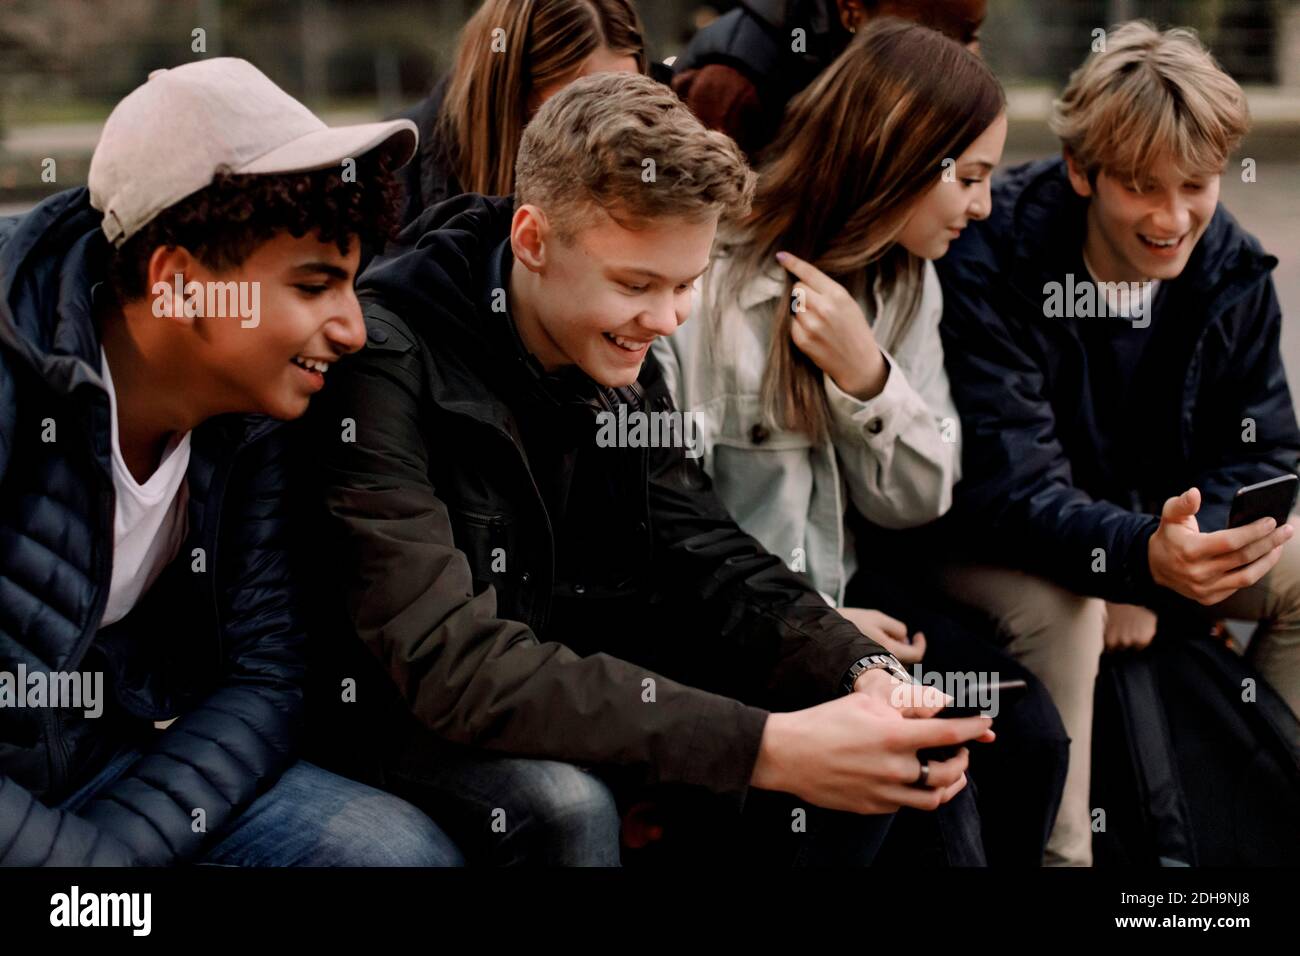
left=169, top=231, right=367, bottom=420
left=508, top=205, right=718, bottom=388
left=1067, top=154, right=1220, bottom=283
left=895, top=111, right=1007, bottom=260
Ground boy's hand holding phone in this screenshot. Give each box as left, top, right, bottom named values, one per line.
left=1148, top=486, right=1295, bottom=606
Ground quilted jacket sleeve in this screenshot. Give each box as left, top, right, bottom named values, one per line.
left=76, top=430, right=305, bottom=865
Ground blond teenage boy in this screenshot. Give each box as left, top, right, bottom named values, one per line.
left=935, top=21, right=1300, bottom=866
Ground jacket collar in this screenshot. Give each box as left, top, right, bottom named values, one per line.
left=482, top=237, right=555, bottom=396
left=398, top=231, right=606, bottom=441
left=361, top=193, right=643, bottom=440
left=481, top=238, right=621, bottom=431
left=0, top=188, right=110, bottom=397
left=736, top=260, right=786, bottom=312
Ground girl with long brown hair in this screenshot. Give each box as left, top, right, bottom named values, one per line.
left=397, top=0, right=646, bottom=228
left=655, top=20, right=1072, bottom=865
left=657, top=17, right=1006, bottom=612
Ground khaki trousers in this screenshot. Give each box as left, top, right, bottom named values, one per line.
left=939, top=521, right=1300, bottom=867
left=938, top=564, right=1105, bottom=867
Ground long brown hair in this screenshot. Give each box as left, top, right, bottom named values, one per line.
left=713, top=18, right=1003, bottom=441
left=438, top=0, right=647, bottom=197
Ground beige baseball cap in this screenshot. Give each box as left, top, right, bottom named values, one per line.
left=89, top=57, right=418, bottom=246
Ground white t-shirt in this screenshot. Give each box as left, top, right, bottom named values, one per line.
left=1082, top=249, right=1160, bottom=320
left=99, top=347, right=192, bottom=628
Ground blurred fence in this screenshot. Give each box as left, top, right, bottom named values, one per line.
left=983, top=0, right=1288, bottom=84
left=1, top=0, right=1297, bottom=205
left=1, top=0, right=1296, bottom=122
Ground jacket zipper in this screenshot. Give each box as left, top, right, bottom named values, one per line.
left=471, top=419, right=557, bottom=633
left=66, top=403, right=117, bottom=672
left=42, top=707, right=71, bottom=793
left=203, top=451, right=237, bottom=672
left=202, top=426, right=272, bottom=674
left=459, top=508, right=509, bottom=527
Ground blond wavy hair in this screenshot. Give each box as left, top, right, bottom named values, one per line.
left=1050, top=20, right=1249, bottom=184
left=515, top=71, right=756, bottom=241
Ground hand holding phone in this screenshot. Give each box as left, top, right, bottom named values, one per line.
left=918, top=679, right=1026, bottom=763
left=1149, top=486, right=1295, bottom=606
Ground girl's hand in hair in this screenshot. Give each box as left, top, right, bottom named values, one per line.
left=838, top=607, right=926, bottom=664
left=776, top=250, right=890, bottom=401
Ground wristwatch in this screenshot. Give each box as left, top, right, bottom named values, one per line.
left=842, top=653, right=913, bottom=694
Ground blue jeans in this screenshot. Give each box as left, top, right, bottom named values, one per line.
left=59, top=748, right=464, bottom=866
left=385, top=743, right=981, bottom=866
left=604, top=774, right=981, bottom=867
left=385, top=751, right=623, bottom=866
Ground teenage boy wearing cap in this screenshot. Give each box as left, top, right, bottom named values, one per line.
left=0, top=58, right=464, bottom=866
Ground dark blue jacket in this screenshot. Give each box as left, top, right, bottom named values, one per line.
left=937, top=158, right=1300, bottom=607
left=0, top=189, right=305, bottom=865
left=673, top=0, right=847, bottom=156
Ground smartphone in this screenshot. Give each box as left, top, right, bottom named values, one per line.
left=934, top=678, right=1028, bottom=718
left=918, top=679, right=1028, bottom=766
left=1227, top=474, right=1299, bottom=529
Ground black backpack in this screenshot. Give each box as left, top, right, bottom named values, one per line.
left=1091, top=630, right=1300, bottom=865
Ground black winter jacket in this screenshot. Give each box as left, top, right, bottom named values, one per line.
left=303, top=193, right=886, bottom=807
left=393, top=78, right=463, bottom=234
left=672, top=0, right=848, bottom=156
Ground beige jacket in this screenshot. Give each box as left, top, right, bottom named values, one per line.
left=652, top=254, right=960, bottom=606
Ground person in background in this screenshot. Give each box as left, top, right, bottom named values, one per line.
left=672, top=0, right=985, bottom=159
left=395, top=0, right=646, bottom=230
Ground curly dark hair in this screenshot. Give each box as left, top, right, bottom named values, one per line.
left=107, top=149, right=403, bottom=302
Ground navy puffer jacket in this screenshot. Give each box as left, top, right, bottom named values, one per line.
left=0, top=189, right=305, bottom=865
